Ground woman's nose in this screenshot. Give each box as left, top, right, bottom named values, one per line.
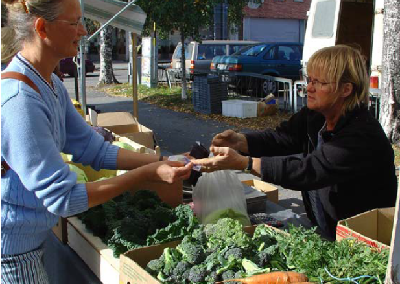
left=306, top=82, right=314, bottom=92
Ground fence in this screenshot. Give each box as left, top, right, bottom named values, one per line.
left=157, top=69, right=382, bottom=119
left=216, top=72, right=298, bottom=113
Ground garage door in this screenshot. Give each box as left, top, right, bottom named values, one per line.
left=243, top=18, right=304, bottom=43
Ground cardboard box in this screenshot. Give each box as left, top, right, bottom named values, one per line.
left=336, top=207, right=395, bottom=249
left=242, top=181, right=267, bottom=214
left=96, top=112, right=156, bottom=150
left=122, top=123, right=155, bottom=150
left=97, top=112, right=139, bottom=135
left=119, top=225, right=285, bottom=284
left=242, top=179, right=279, bottom=204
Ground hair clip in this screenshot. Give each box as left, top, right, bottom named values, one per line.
left=21, top=0, right=29, bottom=14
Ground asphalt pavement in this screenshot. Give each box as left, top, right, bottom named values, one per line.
left=63, top=61, right=308, bottom=222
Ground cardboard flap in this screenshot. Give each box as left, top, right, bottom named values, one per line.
left=340, top=210, right=379, bottom=240
left=242, top=179, right=279, bottom=204
left=337, top=207, right=395, bottom=247
left=378, top=207, right=395, bottom=245
left=97, top=112, right=140, bottom=134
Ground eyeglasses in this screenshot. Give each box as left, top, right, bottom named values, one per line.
left=51, top=19, right=84, bottom=29
left=304, top=76, right=335, bottom=89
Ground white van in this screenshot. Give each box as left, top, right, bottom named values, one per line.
left=302, top=0, right=383, bottom=87
left=171, top=40, right=258, bottom=79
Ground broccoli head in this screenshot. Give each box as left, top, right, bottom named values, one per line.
left=191, top=225, right=207, bottom=246
left=205, top=218, right=252, bottom=253
left=256, top=244, right=279, bottom=267
left=221, top=270, right=236, bottom=281
left=146, top=258, right=165, bottom=275
left=205, top=270, right=218, bottom=283
left=176, top=236, right=205, bottom=265
left=224, top=247, right=243, bottom=260
left=171, top=261, right=191, bottom=283
left=188, top=265, right=207, bottom=283
left=162, top=247, right=181, bottom=276
left=204, top=251, right=220, bottom=271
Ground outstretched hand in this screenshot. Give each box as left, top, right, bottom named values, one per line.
left=211, top=130, right=248, bottom=154
left=144, top=160, right=193, bottom=183
left=192, top=146, right=247, bottom=172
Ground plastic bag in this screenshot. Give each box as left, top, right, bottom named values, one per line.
left=192, top=170, right=251, bottom=226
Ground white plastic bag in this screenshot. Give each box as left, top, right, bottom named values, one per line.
left=192, top=170, right=251, bottom=226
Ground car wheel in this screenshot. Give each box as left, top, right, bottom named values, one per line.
left=262, top=77, right=277, bottom=96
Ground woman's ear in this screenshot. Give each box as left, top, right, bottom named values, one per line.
left=34, top=17, right=47, bottom=39
left=341, top=82, right=353, bottom=98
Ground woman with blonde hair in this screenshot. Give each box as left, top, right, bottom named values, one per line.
left=1, top=0, right=192, bottom=282
left=193, top=45, right=397, bottom=240
left=1, top=26, right=19, bottom=70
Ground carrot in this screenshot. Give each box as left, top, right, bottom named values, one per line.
left=217, top=271, right=309, bottom=284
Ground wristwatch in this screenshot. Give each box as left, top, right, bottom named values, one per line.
left=243, top=156, right=253, bottom=173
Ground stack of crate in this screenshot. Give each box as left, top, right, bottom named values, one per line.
left=192, top=74, right=228, bottom=114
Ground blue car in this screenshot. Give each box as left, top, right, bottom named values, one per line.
left=210, top=42, right=303, bottom=81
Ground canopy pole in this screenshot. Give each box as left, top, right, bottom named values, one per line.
left=79, top=0, right=87, bottom=114
left=132, top=32, right=138, bottom=119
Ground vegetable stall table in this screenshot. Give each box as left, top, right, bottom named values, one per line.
left=43, top=192, right=311, bottom=284
left=43, top=231, right=101, bottom=284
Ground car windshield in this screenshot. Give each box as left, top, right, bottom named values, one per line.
left=234, top=44, right=268, bottom=56
left=229, top=44, right=251, bottom=55
left=172, top=43, right=193, bottom=60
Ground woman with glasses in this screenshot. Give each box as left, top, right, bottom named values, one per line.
left=193, top=45, right=397, bottom=240
left=1, top=0, right=192, bottom=282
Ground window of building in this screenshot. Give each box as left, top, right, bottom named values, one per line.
left=248, top=0, right=264, bottom=9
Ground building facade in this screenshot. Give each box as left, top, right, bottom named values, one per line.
left=242, top=0, right=311, bottom=43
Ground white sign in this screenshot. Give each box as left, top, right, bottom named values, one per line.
left=142, top=37, right=152, bottom=57
left=140, top=37, right=157, bottom=88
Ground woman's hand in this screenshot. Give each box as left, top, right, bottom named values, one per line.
left=143, top=160, right=193, bottom=183
left=211, top=130, right=249, bottom=154
left=192, top=146, right=248, bottom=172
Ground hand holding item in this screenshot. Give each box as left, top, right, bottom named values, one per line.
left=211, top=130, right=248, bottom=154
left=192, top=146, right=248, bottom=172
left=144, top=160, right=193, bottom=183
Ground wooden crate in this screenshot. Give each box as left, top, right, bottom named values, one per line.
left=67, top=217, right=119, bottom=284
left=52, top=217, right=67, bottom=244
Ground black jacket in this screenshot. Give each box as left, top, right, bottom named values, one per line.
left=245, top=106, right=398, bottom=239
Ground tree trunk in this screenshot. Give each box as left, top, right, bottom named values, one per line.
left=181, top=32, right=188, bottom=100
left=380, top=0, right=400, bottom=145
left=98, top=25, right=120, bottom=85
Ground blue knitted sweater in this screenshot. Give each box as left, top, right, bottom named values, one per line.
left=1, top=54, right=119, bottom=255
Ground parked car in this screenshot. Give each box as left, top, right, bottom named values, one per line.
left=60, top=57, right=95, bottom=77
left=170, top=40, right=258, bottom=79
left=210, top=42, right=303, bottom=81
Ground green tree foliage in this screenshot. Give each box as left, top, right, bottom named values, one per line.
left=135, top=0, right=254, bottom=99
